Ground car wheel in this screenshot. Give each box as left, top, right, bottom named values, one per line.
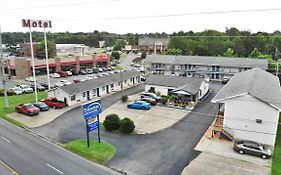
left=261, top=154, right=268, bottom=159
left=141, top=106, right=145, bottom=110
left=16, top=109, right=20, bottom=114
left=238, top=150, right=244, bottom=154
left=53, top=106, right=56, bottom=109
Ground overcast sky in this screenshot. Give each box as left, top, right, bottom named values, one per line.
left=1, top=0, right=281, bottom=34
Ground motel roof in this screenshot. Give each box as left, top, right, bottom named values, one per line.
left=145, top=55, right=268, bottom=69
left=58, top=70, right=140, bottom=95
left=212, top=68, right=281, bottom=110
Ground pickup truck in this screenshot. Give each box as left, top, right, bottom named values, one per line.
left=15, top=104, right=40, bottom=116
left=41, top=97, right=65, bottom=109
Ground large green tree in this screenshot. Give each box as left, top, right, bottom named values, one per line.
left=36, top=40, right=55, bottom=59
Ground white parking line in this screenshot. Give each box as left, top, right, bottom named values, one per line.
left=1, top=136, right=11, bottom=143
left=218, top=161, right=264, bottom=174
left=46, top=163, right=64, bottom=174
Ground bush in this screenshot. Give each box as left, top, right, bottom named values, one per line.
left=0, top=91, right=4, bottom=96
left=121, top=95, right=128, bottom=102
left=156, top=91, right=161, bottom=96
left=119, top=117, right=135, bottom=134
left=160, top=97, right=168, bottom=105
left=104, top=114, right=120, bottom=131
left=7, top=90, right=15, bottom=96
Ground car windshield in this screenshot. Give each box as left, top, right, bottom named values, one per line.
left=25, top=104, right=34, bottom=109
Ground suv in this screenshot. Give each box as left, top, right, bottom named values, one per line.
left=56, top=71, right=68, bottom=77
left=15, top=85, right=33, bottom=93
left=221, top=76, right=230, bottom=84
left=233, top=140, right=272, bottom=159
left=140, top=92, right=161, bottom=101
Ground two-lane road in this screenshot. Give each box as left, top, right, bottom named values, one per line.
left=0, top=119, right=119, bottom=175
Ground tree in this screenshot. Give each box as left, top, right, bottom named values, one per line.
left=249, top=48, right=262, bottom=58
left=104, top=114, right=120, bottom=131
left=164, top=48, right=182, bottom=55
left=36, top=40, right=55, bottom=59
left=111, top=51, right=120, bottom=60
left=113, top=39, right=126, bottom=51
left=141, top=51, right=147, bottom=59
left=119, top=117, right=135, bottom=134
left=223, top=48, right=235, bottom=57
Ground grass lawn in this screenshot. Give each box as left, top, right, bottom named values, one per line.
left=64, top=140, right=116, bottom=164
left=0, top=92, right=47, bottom=126
left=272, top=114, right=281, bottom=175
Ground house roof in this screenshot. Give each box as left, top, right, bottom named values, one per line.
left=58, top=70, right=140, bottom=95
left=138, top=38, right=170, bottom=46
left=145, top=74, right=204, bottom=95
left=212, top=68, right=281, bottom=110
left=145, top=55, right=268, bottom=69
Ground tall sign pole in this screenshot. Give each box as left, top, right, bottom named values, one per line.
left=29, top=26, right=38, bottom=102
left=0, top=26, right=9, bottom=110
left=43, top=27, right=51, bottom=90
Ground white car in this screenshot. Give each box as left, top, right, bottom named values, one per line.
left=50, top=73, right=60, bottom=78
left=25, top=77, right=37, bottom=82
left=10, top=87, right=23, bottom=95
left=85, top=75, right=98, bottom=80
left=56, top=80, right=71, bottom=87
left=98, top=68, right=103, bottom=72
left=66, top=71, right=73, bottom=76
left=15, top=85, right=33, bottom=93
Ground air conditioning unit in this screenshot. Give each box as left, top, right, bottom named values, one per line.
left=256, top=118, right=262, bottom=124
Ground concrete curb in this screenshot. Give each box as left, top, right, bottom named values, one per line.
left=0, top=159, right=20, bottom=175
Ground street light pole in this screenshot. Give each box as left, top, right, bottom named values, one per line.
left=0, top=26, right=9, bottom=110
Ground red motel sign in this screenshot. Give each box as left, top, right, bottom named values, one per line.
left=22, top=19, right=52, bottom=28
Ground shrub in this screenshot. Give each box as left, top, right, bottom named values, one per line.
left=156, top=91, right=161, bottom=96
left=121, top=95, right=128, bottom=102
left=7, top=90, right=15, bottom=96
left=0, top=91, right=4, bottom=96
left=160, top=97, right=168, bottom=105
left=104, top=114, right=120, bottom=131
left=119, top=117, right=135, bottom=134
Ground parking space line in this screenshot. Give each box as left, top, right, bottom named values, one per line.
left=46, top=164, right=64, bottom=174
left=217, top=161, right=264, bottom=174
left=1, top=136, right=11, bottom=143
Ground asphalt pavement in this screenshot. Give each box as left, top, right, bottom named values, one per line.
left=0, top=119, right=119, bottom=175
left=34, top=82, right=223, bottom=175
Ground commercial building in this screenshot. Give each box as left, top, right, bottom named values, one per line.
left=145, top=55, right=268, bottom=80
left=145, top=74, right=209, bottom=104
left=212, top=68, right=281, bottom=146
left=48, top=70, right=141, bottom=106
left=138, top=38, right=169, bottom=53
left=4, top=54, right=111, bottom=79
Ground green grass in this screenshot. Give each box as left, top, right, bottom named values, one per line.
left=0, top=92, right=47, bottom=127
left=272, top=114, right=281, bottom=175
left=64, top=140, right=116, bottom=164
left=114, top=65, right=124, bottom=70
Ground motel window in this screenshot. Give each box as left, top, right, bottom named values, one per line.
left=93, top=89, right=96, bottom=96
left=71, top=95, right=76, bottom=101
left=82, top=92, right=86, bottom=97
left=111, top=84, right=114, bottom=88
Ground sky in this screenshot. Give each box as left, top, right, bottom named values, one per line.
left=1, top=0, right=281, bottom=34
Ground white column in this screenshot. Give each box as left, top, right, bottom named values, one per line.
left=29, top=27, right=38, bottom=102
left=44, top=27, right=51, bottom=90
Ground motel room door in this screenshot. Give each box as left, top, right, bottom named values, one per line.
left=86, top=91, right=90, bottom=100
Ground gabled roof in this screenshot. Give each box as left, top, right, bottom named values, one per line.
left=146, top=74, right=204, bottom=95
left=212, top=68, right=281, bottom=110
left=138, top=38, right=170, bottom=46
left=145, top=55, right=268, bottom=69
left=58, top=70, right=140, bottom=95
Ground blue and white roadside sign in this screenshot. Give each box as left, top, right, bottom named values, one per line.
left=82, top=99, right=102, bottom=120
left=87, top=121, right=99, bottom=132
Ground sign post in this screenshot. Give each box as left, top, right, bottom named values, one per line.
left=82, top=99, right=102, bottom=147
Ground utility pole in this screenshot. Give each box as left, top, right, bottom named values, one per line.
left=0, top=26, right=9, bottom=110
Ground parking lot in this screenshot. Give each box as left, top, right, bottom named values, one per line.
left=100, top=93, right=189, bottom=134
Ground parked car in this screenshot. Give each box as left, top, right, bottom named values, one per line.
left=40, top=82, right=56, bottom=89
left=66, top=71, right=73, bottom=76
left=138, top=97, right=157, bottom=105
left=140, top=76, right=146, bottom=81
left=102, top=67, right=108, bottom=71
left=233, top=140, right=272, bottom=159
left=56, top=80, right=71, bottom=87
left=86, top=68, right=93, bottom=74
left=10, top=87, right=23, bottom=95
left=56, top=71, right=68, bottom=77
left=30, top=84, right=45, bottom=91
left=15, top=104, right=40, bottom=116
left=127, top=101, right=151, bottom=110
left=71, top=70, right=79, bottom=75
left=98, top=68, right=103, bottom=72
left=25, top=76, right=37, bottom=82
left=73, top=78, right=86, bottom=83
left=41, top=97, right=65, bottom=109
left=50, top=73, right=60, bottom=78
left=140, top=92, right=161, bottom=101
left=79, top=69, right=87, bottom=75
left=33, top=102, right=49, bottom=111
left=222, top=76, right=230, bottom=84
left=15, top=85, right=33, bottom=93
left=85, top=75, right=98, bottom=80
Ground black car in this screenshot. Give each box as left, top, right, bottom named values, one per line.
left=40, top=83, right=55, bottom=89
left=33, top=102, right=49, bottom=111
left=79, top=69, right=87, bottom=75
left=139, top=97, right=157, bottom=105
left=30, top=84, right=45, bottom=91
left=71, top=70, right=79, bottom=75
left=233, top=140, right=272, bottom=159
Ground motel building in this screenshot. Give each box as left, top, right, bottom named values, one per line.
left=3, top=53, right=111, bottom=79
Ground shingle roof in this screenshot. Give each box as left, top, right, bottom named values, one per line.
left=58, top=70, right=140, bottom=95
left=212, top=68, right=281, bottom=110
left=145, top=55, right=268, bottom=69
left=138, top=38, right=170, bottom=46
left=145, top=74, right=204, bottom=95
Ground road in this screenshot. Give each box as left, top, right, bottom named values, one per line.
left=0, top=119, right=119, bottom=175
left=0, top=161, right=15, bottom=175
left=34, top=82, right=223, bottom=175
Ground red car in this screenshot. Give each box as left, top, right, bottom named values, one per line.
left=41, top=97, right=65, bottom=109
left=56, top=71, right=68, bottom=77
left=15, top=104, right=40, bottom=116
